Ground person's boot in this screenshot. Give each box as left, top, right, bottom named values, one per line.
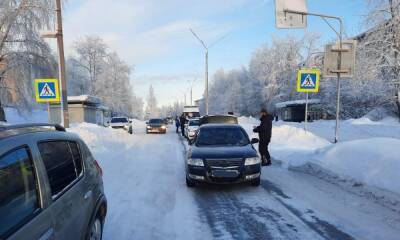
left=266, top=158, right=272, bottom=166
left=261, top=156, right=267, bottom=166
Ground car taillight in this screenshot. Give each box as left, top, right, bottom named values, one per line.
left=94, top=160, right=103, bottom=177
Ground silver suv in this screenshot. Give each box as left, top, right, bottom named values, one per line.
left=0, top=124, right=107, bottom=240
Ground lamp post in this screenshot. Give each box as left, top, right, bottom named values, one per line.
left=189, top=29, right=228, bottom=115
left=40, top=0, right=69, bottom=128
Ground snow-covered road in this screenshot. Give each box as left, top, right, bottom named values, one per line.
left=70, top=123, right=400, bottom=240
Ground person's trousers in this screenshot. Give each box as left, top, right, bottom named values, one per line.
left=259, top=142, right=271, bottom=163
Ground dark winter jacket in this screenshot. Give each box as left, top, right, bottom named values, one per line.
left=253, top=114, right=273, bottom=143
left=179, top=116, right=187, bottom=127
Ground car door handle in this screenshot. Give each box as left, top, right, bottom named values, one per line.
left=84, top=190, right=93, bottom=200
left=38, top=228, right=54, bottom=240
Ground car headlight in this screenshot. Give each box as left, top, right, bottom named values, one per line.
left=244, top=157, right=261, bottom=166
left=146, top=126, right=151, bottom=129
left=187, top=158, right=204, bottom=167
left=161, top=125, right=166, bottom=129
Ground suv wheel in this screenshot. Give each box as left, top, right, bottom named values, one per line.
left=87, top=215, right=103, bottom=240
left=186, top=176, right=196, bottom=188
left=251, top=177, right=260, bottom=187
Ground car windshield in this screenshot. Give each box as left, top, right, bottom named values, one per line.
left=189, top=120, right=199, bottom=126
left=111, top=118, right=128, bottom=123
left=196, top=127, right=249, bottom=146
left=149, top=119, right=163, bottom=124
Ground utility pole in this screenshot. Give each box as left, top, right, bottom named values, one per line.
left=55, top=0, right=69, bottom=128
left=41, top=0, right=69, bottom=128
left=190, top=29, right=227, bottom=115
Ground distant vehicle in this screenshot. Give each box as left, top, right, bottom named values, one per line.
left=108, top=117, right=133, bottom=134
left=183, top=106, right=200, bottom=119
left=184, top=118, right=200, bottom=140
left=199, top=115, right=238, bottom=125
left=0, top=124, right=107, bottom=240
left=185, top=124, right=261, bottom=187
left=146, top=118, right=167, bottom=134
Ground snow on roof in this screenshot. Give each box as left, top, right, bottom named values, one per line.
left=275, top=99, right=321, bottom=108
left=67, top=95, right=101, bottom=104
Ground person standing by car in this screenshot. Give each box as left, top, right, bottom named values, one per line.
left=179, top=114, right=187, bottom=137
left=253, top=108, right=273, bottom=166
left=175, top=116, right=180, bottom=133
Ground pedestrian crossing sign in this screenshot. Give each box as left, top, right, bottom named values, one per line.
left=35, top=79, right=60, bottom=103
left=297, top=69, right=320, bottom=93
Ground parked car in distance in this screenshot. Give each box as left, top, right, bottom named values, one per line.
left=199, top=115, right=238, bottom=125
left=0, top=124, right=107, bottom=240
left=184, top=118, right=200, bottom=140
left=146, top=118, right=167, bottom=134
left=186, top=124, right=261, bottom=187
left=108, top=117, right=133, bottom=134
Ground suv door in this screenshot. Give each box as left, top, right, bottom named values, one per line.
left=37, top=141, right=90, bottom=240
left=1, top=147, right=55, bottom=240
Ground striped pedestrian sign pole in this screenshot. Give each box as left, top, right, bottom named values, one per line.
left=297, top=69, right=320, bottom=131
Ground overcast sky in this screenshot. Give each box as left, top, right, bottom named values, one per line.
left=61, top=0, right=366, bottom=107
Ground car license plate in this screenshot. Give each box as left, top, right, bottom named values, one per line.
left=211, top=170, right=239, bottom=178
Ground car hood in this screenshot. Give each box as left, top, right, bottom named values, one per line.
left=189, top=145, right=257, bottom=159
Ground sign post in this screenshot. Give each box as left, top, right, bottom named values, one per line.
left=275, top=0, right=355, bottom=143
left=34, top=79, right=61, bottom=123
left=297, top=69, right=320, bottom=131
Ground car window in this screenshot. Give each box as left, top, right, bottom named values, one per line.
left=69, top=142, right=83, bottom=177
left=38, top=141, right=82, bottom=198
left=111, top=118, right=128, bottom=123
left=196, top=127, right=249, bottom=146
left=0, top=147, right=39, bottom=238
left=189, top=120, right=199, bottom=126
left=149, top=119, right=162, bottom=124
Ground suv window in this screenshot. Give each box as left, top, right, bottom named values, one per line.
left=0, top=147, right=39, bottom=238
left=38, top=141, right=83, bottom=198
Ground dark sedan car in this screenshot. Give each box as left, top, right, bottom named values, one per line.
left=186, top=124, right=261, bottom=187
left=146, top=118, right=167, bottom=134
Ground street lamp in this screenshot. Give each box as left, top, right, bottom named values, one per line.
left=40, top=0, right=69, bottom=128
left=189, top=29, right=228, bottom=115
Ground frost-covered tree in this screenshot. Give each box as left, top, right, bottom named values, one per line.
left=68, top=35, right=140, bottom=117
left=0, top=0, right=56, bottom=121
left=72, top=35, right=107, bottom=96
left=358, top=0, right=400, bottom=119
left=145, top=85, right=158, bottom=119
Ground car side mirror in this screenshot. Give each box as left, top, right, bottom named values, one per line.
left=250, top=138, right=259, bottom=144
left=146, top=121, right=149, bottom=124
left=129, top=120, right=132, bottom=123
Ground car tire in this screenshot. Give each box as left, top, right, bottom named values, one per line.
left=186, top=176, right=196, bottom=188
left=251, top=177, right=260, bottom=187
left=86, top=214, right=103, bottom=240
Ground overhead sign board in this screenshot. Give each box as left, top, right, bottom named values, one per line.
left=297, top=69, right=320, bottom=92
left=275, top=0, right=307, bottom=28
left=35, top=79, right=60, bottom=103
left=323, top=40, right=357, bottom=78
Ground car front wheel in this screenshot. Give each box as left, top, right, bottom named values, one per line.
left=186, top=176, right=196, bottom=187
left=251, top=177, right=260, bottom=187
left=87, top=215, right=103, bottom=240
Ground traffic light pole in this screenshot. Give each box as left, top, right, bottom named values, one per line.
left=284, top=9, right=344, bottom=143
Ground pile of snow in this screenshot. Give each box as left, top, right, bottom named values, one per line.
left=239, top=116, right=400, bottom=195
left=313, top=138, right=400, bottom=195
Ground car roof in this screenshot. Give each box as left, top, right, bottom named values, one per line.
left=0, top=124, right=71, bottom=141
left=199, top=123, right=242, bottom=129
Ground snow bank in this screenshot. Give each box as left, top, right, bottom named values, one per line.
left=239, top=116, right=400, bottom=195
left=314, top=138, right=400, bottom=195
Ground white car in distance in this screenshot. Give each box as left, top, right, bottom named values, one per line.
left=108, top=117, right=133, bottom=134
left=185, top=118, right=200, bottom=140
